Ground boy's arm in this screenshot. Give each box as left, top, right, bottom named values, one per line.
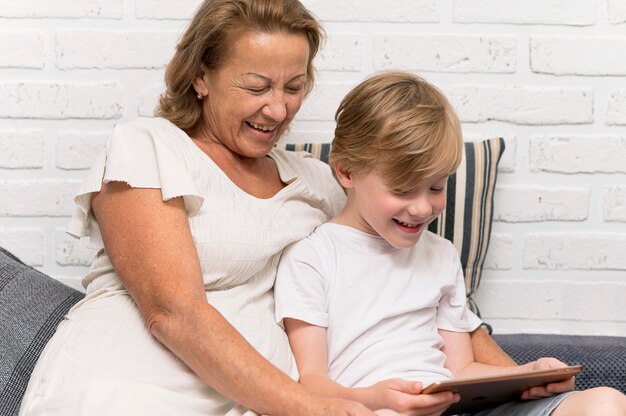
left=284, top=318, right=349, bottom=399
left=285, top=318, right=456, bottom=413
left=470, top=326, right=518, bottom=367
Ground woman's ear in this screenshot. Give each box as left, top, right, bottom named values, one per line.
left=192, top=71, right=209, bottom=99
left=333, top=164, right=354, bottom=189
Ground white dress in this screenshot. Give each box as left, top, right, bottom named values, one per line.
left=19, top=117, right=346, bottom=416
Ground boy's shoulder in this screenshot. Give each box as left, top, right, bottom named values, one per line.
left=418, top=230, right=459, bottom=260
left=286, top=223, right=363, bottom=257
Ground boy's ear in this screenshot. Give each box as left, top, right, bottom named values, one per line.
left=333, top=164, right=354, bottom=189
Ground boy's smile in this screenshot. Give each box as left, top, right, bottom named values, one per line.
left=332, top=169, right=448, bottom=249
left=392, top=218, right=426, bottom=233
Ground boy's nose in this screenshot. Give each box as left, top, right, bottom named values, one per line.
left=408, top=195, right=433, bottom=218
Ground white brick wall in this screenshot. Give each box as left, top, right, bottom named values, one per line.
left=0, top=130, right=45, bottom=168
left=524, top=233, right=626, bottom=270
left=452, top=0, right=597, bottom=25
left=494, top=187, right=590, bottom=222
left=2, top=0, right=124, bottom=18
left=0, top=82, right=125, bottom=119
left=0, top=30, right=46, bottom=68
left=607, top=91, right=626, bottom=125
left=373, top=35, right=517, bottom=73
left=531, top=36, right=626, bottom=76
left=449, top=86, right=593, bottom=125
left=604, top=187, right=626, bottom=222
left=56, top=30, right=179, bottom=69
left=303, top=0, right=439, bottom=22
left=530, top=136, right=626, bottom=173
left=1, top=0, right=624, bottom=336
left=608, top=0, right=626, bottom=24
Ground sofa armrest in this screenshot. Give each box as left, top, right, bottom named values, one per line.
left=0, top=247, right=85, bottom=415
left=493, top=333, right=626, bottom=394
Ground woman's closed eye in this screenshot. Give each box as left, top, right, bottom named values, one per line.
left=246, top=86, right=269, bottom=94
left=285, top=84, right=305, bottom=94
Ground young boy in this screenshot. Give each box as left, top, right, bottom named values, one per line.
left=274, top=71, right=626, bottom=415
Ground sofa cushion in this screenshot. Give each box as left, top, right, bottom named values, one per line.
left=279, top=137, right=505, bottom=317
left=0, top=247, right=85, bottom=416
left=494, top=333, right=626, bottom=394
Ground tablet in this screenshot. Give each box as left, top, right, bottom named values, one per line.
left=422, top=365, right=582, bottom=415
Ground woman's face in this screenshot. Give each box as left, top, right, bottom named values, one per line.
left=194, top=31, right=310, bottom=158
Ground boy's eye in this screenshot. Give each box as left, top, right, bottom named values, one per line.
left=392, top=189, right=412, bottom=196
left=431, top=187, right=445, bottom=193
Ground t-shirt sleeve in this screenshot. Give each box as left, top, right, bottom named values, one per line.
left=66, top=119, right=204, bottom=248
left=436, top=244, right=482, bottom=332
left=274, top=235, right=329, bottom=329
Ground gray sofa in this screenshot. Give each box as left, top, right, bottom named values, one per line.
left=2, top=233, right=625, bottom=416
left=2, top=139, right=624, bottom=415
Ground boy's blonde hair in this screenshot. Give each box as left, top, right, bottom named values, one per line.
left=330, top=70, right=463, bottom=192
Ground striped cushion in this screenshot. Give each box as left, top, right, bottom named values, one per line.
left=278, top=137, right=505, bottom=317
left=427, top=138, right=505, bottom=316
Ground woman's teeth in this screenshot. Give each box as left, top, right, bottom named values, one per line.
left=247, top=121, right=276, bottom=132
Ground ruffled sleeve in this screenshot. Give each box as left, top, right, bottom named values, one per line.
left=66, top=118, right=204, bottom=248
left=270, top=148, right=347, bottom=217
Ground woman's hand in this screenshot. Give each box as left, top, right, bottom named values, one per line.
left=520, top=357, right=575, bottom=400
left=356, top=379, right=458, bottom=416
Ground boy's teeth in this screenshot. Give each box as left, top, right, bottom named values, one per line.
left=399, top=220, right=419, bottom=228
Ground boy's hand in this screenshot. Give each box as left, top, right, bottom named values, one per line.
left=520, top=357, right=576, bottom=400
left=316, top=397, right=378, bottom=415
left=358, top=379, right=459, bottom=415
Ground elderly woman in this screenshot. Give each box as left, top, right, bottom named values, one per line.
left=19, top=1, right=517, bottom=415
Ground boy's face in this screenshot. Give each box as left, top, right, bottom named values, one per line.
left=335, top=168, right=448, bottom=249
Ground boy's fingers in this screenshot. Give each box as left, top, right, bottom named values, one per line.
left=392, top=380, right=423, bottom=394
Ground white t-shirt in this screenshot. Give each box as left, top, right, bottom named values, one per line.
left=274, top=223, right=482, bottom=388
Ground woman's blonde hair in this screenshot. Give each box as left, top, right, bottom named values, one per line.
left=156, top=0, right=323, bottom=132
left=330, top=70, right=463, bottom=192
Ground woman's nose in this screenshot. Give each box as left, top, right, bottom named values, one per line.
left=262, top=92, right=287, bottom=122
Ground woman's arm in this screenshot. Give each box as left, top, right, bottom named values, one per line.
left=285, top=318, right=457, bottom=414
left=440, top=330, right=575, bottom=398
left=91, top=182, right=370, bottom=416
left=470, top=326, right=518, bottom=367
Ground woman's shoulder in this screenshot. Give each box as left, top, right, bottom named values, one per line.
left=112, top=117, right=186, bottom=140
left=270, top=147, right=346, bottom=215
left=270, top=147, right=340, bottom=190
left=107, top=117, right=194, bottom=160
left=270, top=146, right=330, bottom=173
